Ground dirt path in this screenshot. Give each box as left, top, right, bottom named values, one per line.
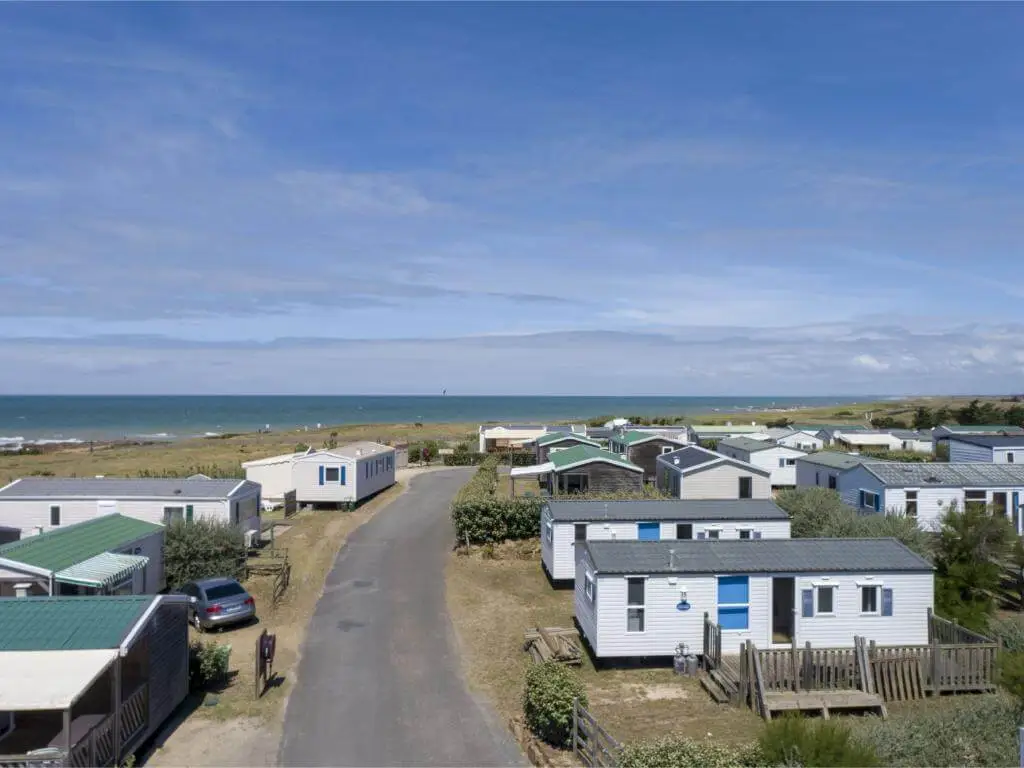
left=143, top=466, right=447, bottom=767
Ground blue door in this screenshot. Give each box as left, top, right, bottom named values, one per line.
left=637, top=522, right=660, bottom=541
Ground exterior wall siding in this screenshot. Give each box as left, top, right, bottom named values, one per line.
left=574, top=549, right=599, bottom=654
left=116, top=529, right=166, bottom=594
left=628, top=440, right=684, bottom=483
left=994, top=448, right=1018, bottom=464
left=795, top=460, right=846, bottom=490
left=293, top=457, right=357, bottom=503
left=0, top=498, right=232, bottom=536
left=837, top=465, right=886, bottom=511
left=552, top=463, right=643, bottom=495
left=718, top=446, right=804, bottom=487
left=949, top=440, right=994, bottom=463
left=778, top=433, right=825, bottom=451
left=242, top=460, right=293, bottom=501
left=353, top=451, right=397, bottom=501
left=139, top=601, right=190, bottom=749
left=583, top=569, right=932, bottom=658
left=680, top=464, right=772, bottom=500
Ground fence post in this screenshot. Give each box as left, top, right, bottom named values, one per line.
left=927, top=607, right=934, bottom=643
left=792, top=635, right=800, bottom=693
left=931, top=633, right=941, bottom=693
left=572, top=697, right=579, bottom=760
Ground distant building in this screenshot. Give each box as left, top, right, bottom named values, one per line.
left=608, top=431, right=690, bottom=484
left=948, top=435, right=1024, bottom=464
left=716, top=437, right=808, bottom=489
left=655, top=446, right=772, bottom=500
left=795, top=451, right=885, bottom=490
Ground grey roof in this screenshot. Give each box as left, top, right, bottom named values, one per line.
left=544, top=499, right=789, bottom=523
left=584, top=427, right=614, bottom=439
left=796, top=452, right=879, bottom=470
left=888, top=429, right=930, bottom=440
left=948, top=435, right=1024, bottom=449
left=583, top=538, right=933, bottom=576
left=936, top=424, right=1024, bottom=435
left=863, top=462, right=1024, bottom=487
left=717, top=437, right=778, bottom=454
left=658, top=446, right=771, bottom=477
left=0, top=477, right=256, bottom=499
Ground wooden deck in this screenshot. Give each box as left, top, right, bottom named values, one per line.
left=763, top=690, right=884, bottom=719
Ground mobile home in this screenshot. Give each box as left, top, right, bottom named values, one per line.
left=0, top=477, right=261, bottom=537
left=541, top=499, right=791, bottom=581
left=655, top=446, right=772, bottom=500
left=575, top=538, right=933, bottom=659
left=608, top=431, right=689, bottom=483
left=948, top=435, right=1024, bottom=464
left=716, top=437, right=807, bottom=489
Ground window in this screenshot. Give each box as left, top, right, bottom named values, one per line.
left=828, top=475, right=837, bottom=490
left=560, top=473, right=589, bottom=494
left=544, top=519, right=553, bottom=544
left=232, top=502, right=239, bottom=525
left=861, top=585, right=879, bottom=614
left=778, top=458, right=796, bottom=467
left=49, top=505, right=61, bottom=526
left=204, top=582, right=246, bottom=600
left=585, top=572, right=595, bottom=602
left=574, top=523, right=587, bottom=542
left=676, top=523, right=693, bottom=540
left=1008, top=452, right=1015, bottom=464
left=325, top=467, right=340, bottom=483
left=815, top=471, right=820, bottom=485
left=739, top=529, right=752, bottom=540
left=186, top=504, right=194, bottom=523
left=717, top=575, right=749, bottom=630
left=661, top=445, right=674, bottom=454
left=905, top=490, right=918, bottom=519
left=965, top=489, right=987, bottom=513
left=738, top=477, right=752, bottom=499
left=163, top=506, right=185, bottom=524
left=706, top=529, right=721, bottom=540
left=626, top=578, right=645, bottom=632
left=365, top=464, right=369, bottom=479
left=816, top=585, right=836, bottom=615
left=859, top=490, right=880, bottom=512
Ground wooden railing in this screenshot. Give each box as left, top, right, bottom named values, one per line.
left=702, top=612, right=722, bottom=670
left=572, top=699, right=622, bottom=768
left=928, top=609, right=994, bottom=645
left=0, top=755, right=64, bottom=768
left=120, top=685, right=148, bottom=747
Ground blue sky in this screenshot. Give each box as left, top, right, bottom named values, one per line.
left=1, top=3, right=1023, bottom=395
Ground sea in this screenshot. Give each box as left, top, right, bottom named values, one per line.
left=0, top=395, right=876, bottom=444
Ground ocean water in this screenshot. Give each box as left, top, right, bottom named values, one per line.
left=0, top=395, right=873, bottom=442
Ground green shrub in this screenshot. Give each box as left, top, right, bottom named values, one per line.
left=189, top=640, right=231, bottom=691
left=522, top=662, right=588, bottom=748
left=443, top=451, right=487, bottom=466
left=408, top=445, right=422, bottom=463
left=504, top=451, right=539, bottom=467
left=988, top=616, right=1024, bottom=653
left=164, top=518, right=246, bottom=590
left=854, top=693, right=1022, bottom=766
left=620, top=736, right=761, bottom=768
left=759, top=716, right=878, bottom=767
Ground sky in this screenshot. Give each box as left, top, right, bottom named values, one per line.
left=1, top=2, right=1023, bottom=396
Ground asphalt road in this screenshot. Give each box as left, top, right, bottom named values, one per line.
left=279, top=469, right=526, bottom=767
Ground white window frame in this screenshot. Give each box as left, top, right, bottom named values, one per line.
left=815, top=584, right=837, bottom=616
left=860, top=490, right=879, bottom=510
left=1007, top=452, right=1015, bottom=464
left=584, top=571, right=595, bottom=602
left=324, top=466, right=340, bottom=483
left=626, top=576, right=646, bottom=633
left=573, top=522, right=588, bottom=544
left=49, top=505, right=61, bottom=527
left=738, top=528, right=753, bottom=540
left=905, top=489, right=918, bottom=519
left=163, top=506, right=185, bottom=524
left=965, top=489, right=988, bottom=511
left=544, top=519, right=553, bottom=544
left=860, top=584, right=881, bottom=615
left=705, top=527, right=721, bottom=540
left=661, top=445, right=674, bottom=454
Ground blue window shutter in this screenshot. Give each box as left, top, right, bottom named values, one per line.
left=881, top=588, right=893, bottom=616
left=186, top=505, right=193, bottom=523
left=801, top=589, right=814, bottom=617
left=341, top=466, right=346, bottom=485
left=318, top=466, right=324, bottom=486
left=858, top=490, right=865, bottom=507
left=753, top=531, right=762, bottom=539
left=874, top=493, right=881, bottom=512
left=696, top=532, right=706, bottom=540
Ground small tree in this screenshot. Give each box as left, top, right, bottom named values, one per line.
left=164, top=518, right=246, bottom=590
left=522, top=662, right=588, bottom=748
left=407, top=444, right=422, bottom=464
left=323, top=431, right=339, bottom=450
left=934, top=502, right=1014, bottom=631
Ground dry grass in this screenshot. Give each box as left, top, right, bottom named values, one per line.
left=498, top=471, right=543, bottom=498
left=445, top=540, right=761, bottom=746
left=0, top=422, right=476, bottom=485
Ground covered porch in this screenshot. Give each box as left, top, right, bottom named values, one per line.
left=509, top=463, right=553, bottom=497
left=0, top=643, right=150, bottom=767
left=0, top=552, right=148, bottom=598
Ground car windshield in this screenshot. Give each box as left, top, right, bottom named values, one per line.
left=204, top=583, right=246, bottom=600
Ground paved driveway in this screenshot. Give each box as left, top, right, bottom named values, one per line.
left=279, top=469, right=526, bottom=767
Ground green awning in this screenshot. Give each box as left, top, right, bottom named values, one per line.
left=54, top=552, right=149, bottom=589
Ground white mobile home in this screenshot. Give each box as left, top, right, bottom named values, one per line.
left=477, top=424, right=582, bottom=452
left=888, top=430, right=934, bottom=454
left=769, top=429, right=825, bottom=452
left=575, top=538, right=933, bottom=659
left=541, top=499, right=791, bottom=581
left=0, top=477, right=261, bottom=537
left=795, top=452, right=882, bottom=490
left=716, top=437, right=807, bottom=489
left=0, top=514, right=165, bottom=597
left=655, top=446, right=772, bottom=500
left=948, top=435, right=1024, bottom=464
left=933, top=425, right=1024, bottom=446
left=838, top=462, right=1024, bottom=532
left=242, top=442, right=395, bottom=506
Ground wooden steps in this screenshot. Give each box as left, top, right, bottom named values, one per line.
left=762, top=690, right=886, bottom=720
left=523, top=627, right=582, bottom=666
left=699, top=673, right=731, bottom=704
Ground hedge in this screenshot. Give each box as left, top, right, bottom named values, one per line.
left=620, top=737, right=761, bottom=768
left=522, top=662, right=588, bottom=748
left=443, top=452, right=487, bottom=466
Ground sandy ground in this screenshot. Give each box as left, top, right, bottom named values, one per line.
left=143, top=466, right=446, bottom=767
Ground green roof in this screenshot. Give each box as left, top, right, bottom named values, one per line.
left=616, top=430, right=686, bottom=446
left=0, top=514, right=163, bottom=573
left=548, top=445, right=642, bottom=472
left=942, top=424, right=1022, bottom=433
left=535, top=432, right=598, bottom=447
left=0, top=596, right=152, bottom=651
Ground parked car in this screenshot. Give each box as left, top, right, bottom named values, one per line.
left=176, top=577, right=256, bottom=631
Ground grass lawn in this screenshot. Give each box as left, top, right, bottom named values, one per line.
left=445, top=540, right=763, bottom=747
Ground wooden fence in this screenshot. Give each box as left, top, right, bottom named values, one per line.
left=702, top=612, right=722, bottom=670
left=928, top=608, right=994, bottom=645
left=572, top=699, right=621, bottom=768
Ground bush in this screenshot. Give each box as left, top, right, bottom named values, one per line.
left=408, top=445, right=422, bottom=463
left=759, top=717, right=878, bottom=767
left=189, top=640, right=231, bottom=691
left=854, top=693, right=1022, bottom=766
left=988, top=615, right=1024, bottom=653
left=775, top=487, right=932, bottom=558
left=443, top=451, right=487, bottom=466
left=522, top=662, right=587, bottom=748
left=164, top=518, right=246, bottom=590
left=620, top=737, right=761, bottom=768
left=504, top=451, right=539, bottom=467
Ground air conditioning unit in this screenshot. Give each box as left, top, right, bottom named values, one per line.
left=244, top=529, right=260, bottom=549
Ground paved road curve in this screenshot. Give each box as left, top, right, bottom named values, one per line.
left=279, top=469, right=526, bottom=767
